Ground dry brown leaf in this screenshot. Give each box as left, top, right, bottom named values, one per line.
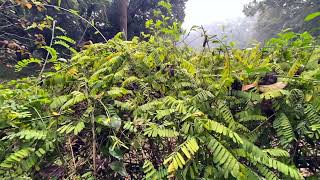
left=242, top=82, right=257, bottom=91
left=25, top=3, right=32, bottom=9
left=258, top=82, right=287, bottom=93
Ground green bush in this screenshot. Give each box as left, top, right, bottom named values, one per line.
left=0, top=2, right=320, bottom=179
left=1, top=27, right=320, bottom=179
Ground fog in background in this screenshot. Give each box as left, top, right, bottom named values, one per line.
left=182, top=0, right=258, bottom=49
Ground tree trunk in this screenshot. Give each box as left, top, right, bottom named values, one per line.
left=117, top=0, right=128, bottom=40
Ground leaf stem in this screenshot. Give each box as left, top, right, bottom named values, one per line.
left=38, top=20, right=56, bottom=79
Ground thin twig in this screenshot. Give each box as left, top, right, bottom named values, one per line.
left=54, top=117, right=68, bottom=171
left=44, top=4, right=107, bottom=42
left=31, top=106, right=45, bottom=124
left=38, top=20, right=56, bottom=79
left=0, top=32, right=34, bottom=41
left=68, top=136, right=77, bottom=174
left=0, top=1, right=7, bottom=9
left=84, top=84, right=97, bottom=176
left=90, top=110, right=97, bottom=176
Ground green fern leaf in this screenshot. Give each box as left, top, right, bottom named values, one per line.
left=263, top=148, right=290, bottom=157
left=2, top=129, right=47, bottom=140
left=206, top=134, right=240, bottom=177
left=240, top=115, right=267, bottom=122
left=156, top=109, right=175, bottom=119
left=164, top=137, right=199, bottom=173
left=0, top=148, right=35, bottom=169
left=15, top=58, right=41, bottom=72
left=256, top=164, right=280, bottom=180
left=55, top=35, right=76, bottom=44
left=50, top=95, right=69, bottom=110
left=260, top=90, right=288, bottom=100
left=181, top=59, right=196, bottom=75
left=144, top=123, right=179, bottom=138
left=60, top=91, right=86, bottom=110
left=273, top=113, right=295, bottom=147
left=54, top=40, right=77, bottom=54
left=204, top=119, right=243, bottom=144
left=74, top=121, right=85, bottom=135
left=42, top=46, right=58, bottom=62
left=123, top=121, right=137, bottom=133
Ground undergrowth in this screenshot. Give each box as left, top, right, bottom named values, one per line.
left=0, top=1, right=320, bottom=179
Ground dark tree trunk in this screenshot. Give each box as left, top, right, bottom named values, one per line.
left=117, top=0, right=128, bottom=39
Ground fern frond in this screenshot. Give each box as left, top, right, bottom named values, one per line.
left=289, top=89, right=304, bottom=103
left=304, top=104, right=320, bottom=139
left=144, top=123, right=179, bottom=138
left=74, top=121, right=85, bottom=135
left=42, top=46, right=58, bottom=62
left=0, top=148, right=34, bottom=169
left=122, top=76, right=140, bottom=88
left=114, top=100, right=137, bottom=111
left=216, top=102, right=250, bottom=132
left=241, top=139, right=302, bottom=179
left=239, top=164, right=261, bottom=180
left=143, top=160, right=168, bottom=180
left=57, top=122, right=84, bottom=135
left=239, top=115, right=267, bottom=122
left=231, top=90, right=261, bottom=102
left=2, top=129, right=47, bottom=140
left=304, top=104, right=320, bottom=126
left=107, top=87, right=131, bottom=99
left=155, top=109, right=175, bottom=119
left=123, top=121, right=138, bottom=133
left=163, top=96, right=187, bottom=114
left=287, top=61, right=302, bottom=77
left=60, top=91, right=86, bottom=110
left=192, top=89, right=214, bottom=103
left=54, top=40, right=77, bottom=54
left=217, top=101, right=236, bottom=130
left=50, top=95, right=69, bottom=110
left=263, top=148, right=290, bottom=157
left=273, top=113, right=295, bottom=147
left=135, top=100, right=162, bottom=114
left=164, top=137, right=199, bottom=173
left=256, top=164, right=280, bottom=180
left=101, top=55, right=125, bottom=72
left=15, top=58, right=41, bottom=72
left=260, top=90, right=288, bottom=100
left=203, top=119, right=243, bottom=144
left=55, top=35, right=76, bottom=44
left=206, top=134, right=240, bottom=177
left=173, top=82, right=195, bottom=90
left=245, top=123, right=266, bottom=142
left=181, top=59, right=196, bottom=75
left=143, top=160, right=158, bottom=180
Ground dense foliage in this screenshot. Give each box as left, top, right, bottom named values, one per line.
left=0, top=0, right=187, bottom=79
left=1, top=1, right=320, bottom=179
left=244, top=0, right=320, bottom=42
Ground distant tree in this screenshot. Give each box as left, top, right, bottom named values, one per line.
left=112, top=0, right=128, bottom=39
left=244, top=0, right=320, bottom=42
left=108, top=0, right=187, bottom=39
left=0, top=0, right=187, bottom=78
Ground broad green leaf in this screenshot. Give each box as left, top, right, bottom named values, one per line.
left=305, top=12, right=320, bottom=21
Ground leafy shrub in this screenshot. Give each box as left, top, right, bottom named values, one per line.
left=1, top=2, right=320, bottom=179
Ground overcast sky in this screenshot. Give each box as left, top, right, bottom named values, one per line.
left=183, top=0, right=251, bottom=28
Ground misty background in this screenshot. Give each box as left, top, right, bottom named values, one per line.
left=182, top=0, right=256, bottom=48
left=181, top=0, right=320, bottom=49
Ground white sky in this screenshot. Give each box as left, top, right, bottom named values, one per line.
left=183, top=0, right=251, bottom=28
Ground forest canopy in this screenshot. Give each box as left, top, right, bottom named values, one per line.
left=244, top=0, right=320, bottom=42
